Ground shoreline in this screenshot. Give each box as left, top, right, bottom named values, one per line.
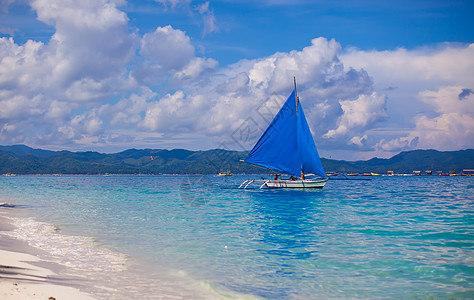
left=0, top=206, right=97, bottom=300
left=0, top=202, right=238, bottom=300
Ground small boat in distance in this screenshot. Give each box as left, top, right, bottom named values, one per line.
left=217, top=171, right=233, bottom=177
left=239, top=78, right=328, bottom=189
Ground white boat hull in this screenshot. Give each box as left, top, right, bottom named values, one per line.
left=264, top=178, right=328, bottom=189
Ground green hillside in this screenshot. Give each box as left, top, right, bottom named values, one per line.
left=0, top=145, right=472, bottom=175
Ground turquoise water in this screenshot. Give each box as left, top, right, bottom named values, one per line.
left=0, top=175, right=473, bottom=299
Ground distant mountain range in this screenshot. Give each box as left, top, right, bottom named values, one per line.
left=0, top=145, right=472, bottom=175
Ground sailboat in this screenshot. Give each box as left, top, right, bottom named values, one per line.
left=239, top=78, right=328, bottom=189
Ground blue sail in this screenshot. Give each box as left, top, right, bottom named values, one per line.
left=297, top=100, right=326, bottom=178
left=245, top=91, right=300, bottom=176
left=245, top=89, right=326, bottom=178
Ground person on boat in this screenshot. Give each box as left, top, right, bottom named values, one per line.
left=289, top=175, right=295, bottom=181
left=274, top=174, right=279, bottom=180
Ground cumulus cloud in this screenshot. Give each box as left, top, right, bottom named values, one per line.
left=135, top=25, right=218, bottom=84
left=342, top=43, right=474, bottom=157
left=140, top=25, right=195, bottom=71
left=132, top=37, right=385, bottom=153
left=141, top=91, right=213, bottom=134
left=31, top=0, right=137, bottom=83
left=0, top=13, right=388, bottom=153
left=407, top=86, right=473, bottom=150
left=0, top=0, right=137, bottom=99
left=0, top=0, right=137, bottom=147
left=0, top=0, right=221, bottom=149
left=376, top=136, right=418, bottom=152
left=174, top=57, right=218, bottom=80
left=324, top=92, right=388, bottom=140
left=103, top=36, right=378, bottom=151
left=342, top=44, right=474, bottom=88
left=374, top=84, right=474, bottom=152
left=109, top=87, right=155, bottom=126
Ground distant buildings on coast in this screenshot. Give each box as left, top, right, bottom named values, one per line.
left=326, top=169, right=474, bottom=177
left=411, top=169, right=474, bottom=176
left=2, top=170, right=473, bottom=177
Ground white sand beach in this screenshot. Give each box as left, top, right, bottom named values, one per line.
left=0, top=200, right=233, bottom=300
left=0, top=249, right=97, bottom=300
left=0, top=206, right=97, bottom=300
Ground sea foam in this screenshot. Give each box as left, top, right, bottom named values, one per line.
left=5, top=215, right=128, bottom=273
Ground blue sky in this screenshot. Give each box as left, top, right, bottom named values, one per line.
left=5, top=0, right=472, bottom=62
left=139, top=0, right=473, bottom=63
left=0, top=0, right=473, bottom=160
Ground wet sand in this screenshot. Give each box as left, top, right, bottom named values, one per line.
left=0, top=206, right=97, bottom=300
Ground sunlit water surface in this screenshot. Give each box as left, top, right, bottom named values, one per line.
left=0, top=175, right=472, bottom=299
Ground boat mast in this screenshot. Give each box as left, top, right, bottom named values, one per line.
left=294, top=76, right=299, bottom=115
left=294, top=77, right=305, bottom=180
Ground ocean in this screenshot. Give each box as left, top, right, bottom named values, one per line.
left=0, top=175, right=473, bottom=299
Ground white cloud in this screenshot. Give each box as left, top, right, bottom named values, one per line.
left=135, top=25, right=218, bottom=84
left=117, top=37, right=368, bottom=147
left=31, top=0, right=128, bottom=30
left=349, top=135, right=368, bottom=147
left=379, top=86, right=474, bottom=151
left=248, top=38, right=343, bottom=93
left=0, top=0, right=222, bottom=149
left=32, top=0, right=137, bottom=83
left=109, top=87, right=155, bottom=126
left=342, top=44, right=474, bottom=88
left=154, top=0, right=192, bottom=10
left=198, top=1, right=218, bottom=37
left=70, top=114, right=103, bottom=136
left=138, top=37, right=383, bottom=150
left=140, top=25, right=195, bottom=71
left=341, top=43, right=474, bottom=157
left=324, top=92, right=388, bottom=139
left=51, top=109, right=106, bottom=146
left=0, top=0, right=137, bottom=97
left=420, top=86, right=474, bottom=115
left=174, top=57, right=218, bottom=80
left=65, top=78, right=109, bottom=102
left=0, top=38, right=46, bottom=93
left=0, top=123, right=22, bottom=143
left=141, top=91, right=213, bottom=134
left=375, top=136, right=415, bottom=152
left=45, top=100, right=72, bottom=122
left=0, top=0, right=137, bottom=147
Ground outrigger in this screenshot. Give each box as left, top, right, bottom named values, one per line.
left=239, top=175, right=328, bottom=189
